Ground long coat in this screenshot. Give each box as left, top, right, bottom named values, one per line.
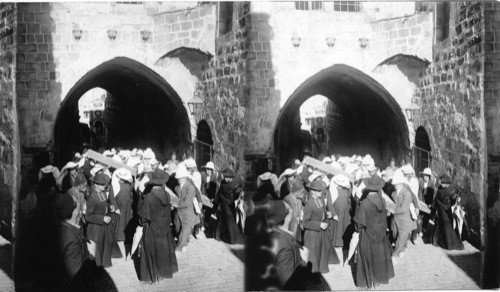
left=138, top=186, right=178, bottom=282
left=85, top=188, right=122, bottom=267
left=391, top=185, right=417, bottom=236
left=214, top=179, right=245, bottom=244
left=273, top=227, right=304, bottom=289
left=332, top=187, right=351, bottom=247
left=176, top=181, right=198, bottom=227
left=431, top=186, right=464, bottom=250
left=302, top=196, right=337, bottom=273
left=323, top=189, right=340, bottom=263
left=354, top=191, right=395, bottom=288
left=56, top=221, right=97, bottom=291
left=419, top=177, right=436, bottom=205
left=109, top=181, right=134, bottom=241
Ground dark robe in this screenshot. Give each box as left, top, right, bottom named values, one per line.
left=272, top=227, right=305, bottom=290
left=302, top=195, right=337, bottom=273
left=431, top=186, right=464, bottom=250
left=332, top=187, right=351, bottom=247
left=85, top=188, right=122, bottom=267
left=138, top=186, right=178, bottom=282
left=214, top=178, right=245, bottom=244
left=56, top=221, right=98, bottom=291
left=323, top=189, right=340, bottom=263
left=16, top=185, right=60, bottom=291
left=353, top=191, right=395, bottom=288
left=280, top=180, right=293, bottom=199
left=109, top=181, right=133, bottom=241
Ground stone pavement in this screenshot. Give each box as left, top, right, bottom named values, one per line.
left=306, top=236, right=482, bottom=291
left=0, top=232, right=482, bottom=292
left=100, top=233, right=244, bottom=292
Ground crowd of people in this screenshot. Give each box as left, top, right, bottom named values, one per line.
left=15, top=145, right=469, bottom=291
left=244, top=154, right=469, bottom=290
left=16, top=146, right=243, bottom=291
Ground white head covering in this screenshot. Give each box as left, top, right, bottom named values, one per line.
left=39, top=165, right=59, bottom=181
left=401, top=164, right=415, bottom=175
left=111, top=168, right=133, bottom=197
left=127, top=157, right=142, bottom=168
left=175, top=164, right=190, bottom=179
left=278, top=168, right=296, bottom=181
left=362, top=155, right=375, bottom=167
left=421, top=167, right=432, bottom=177
left=392, top=169, right=406, bottom=185
left=143, top=148, right=155, bottom=161
left=332, top=174, right=351, bottom=189
left=90, top=164, right=105, bottom=177
left=308, top=170, right=322, bottom=183
left=184, top=158, right=197, bottom=169
left=202, top=161, right=215, bottom=170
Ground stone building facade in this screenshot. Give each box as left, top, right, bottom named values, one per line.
left=1, top=1, right=499, bottom=286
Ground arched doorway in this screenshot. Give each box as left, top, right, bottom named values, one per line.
left=273, top=64, right=410, bottom=171
left=195, top=120, right=213, bottom=168
left=414, top=126, right=431, bottom=173
left=53, top=57, right=191, bottom=166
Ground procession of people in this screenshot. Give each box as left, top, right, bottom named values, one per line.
left=245, top=153, right=469, bottom=290
left=16, top=146, right=239, bottom=290
left=16, top=143, right=469, bottom=291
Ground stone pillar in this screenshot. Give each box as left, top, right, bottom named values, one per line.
left=0, top=3, right=21, bottom=239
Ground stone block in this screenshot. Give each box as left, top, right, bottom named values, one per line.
left=383, top=21, right=395, bottom=30
left=193, top=19, right=204, bottom=29
left=18, top=3, right=42, bottom=12
left=398, top=28, right=409, bottom=37
left=181, top=22, right=192, bottom=30
left=165, top=14, right=179, bottom=24
left=27, top=23, right=40, bottom=34
left=411, top=26, right=421, bottom=36
left=37, top=44, right=48, bottom=52
left=34, top=53, right=47, bottom=62
left=172, top=23, right=181, bottom=32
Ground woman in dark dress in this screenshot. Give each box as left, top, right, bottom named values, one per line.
left=109, top=168, right=134, bottom=242
left=214, top=169, right=245, bottom=244
left=303, top=180, right=338, bottom=273
left=431, top=175, right=465, bottom=250
left=323, top=183, right=340, bottom=265
left=331, top=174, right=352, bottom=247
left=138, top=169, right=178, bottom=283
left=353, top=175, right=394, bottom=288
left=85, top=173, right=122, bottom=267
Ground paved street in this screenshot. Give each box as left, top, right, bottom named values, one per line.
left=0, top=232, right=481, bottom=291
left=306, top=236, right=482, bottom=291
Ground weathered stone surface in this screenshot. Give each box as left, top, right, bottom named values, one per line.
left=0, top=3, right=21, bottom=238
left=414, top=2, right=485, bottom=250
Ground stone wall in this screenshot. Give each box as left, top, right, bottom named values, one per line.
left=414, top=2, right=485, bottom=248
left=195, top=2, right=251, bottom=180
left=15, top=2, right=216, bottom=175
left=242, top=1, right=433, bottom=159
left=370, top=12, right=433, bottom=66
left=0, top=3, right=20, bottom=237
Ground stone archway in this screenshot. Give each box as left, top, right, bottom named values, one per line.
left=273, top=64, right=410, bottom=171
left=53, top=57, right=191, bottom=166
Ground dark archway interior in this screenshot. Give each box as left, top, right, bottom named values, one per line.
left=274, top=64, right=410, bottom=171
left=53, top=57, right=191, bottom=166
left=195, top=120, right=213, bottom=168
left=415, top=126, right=431, bottom=151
